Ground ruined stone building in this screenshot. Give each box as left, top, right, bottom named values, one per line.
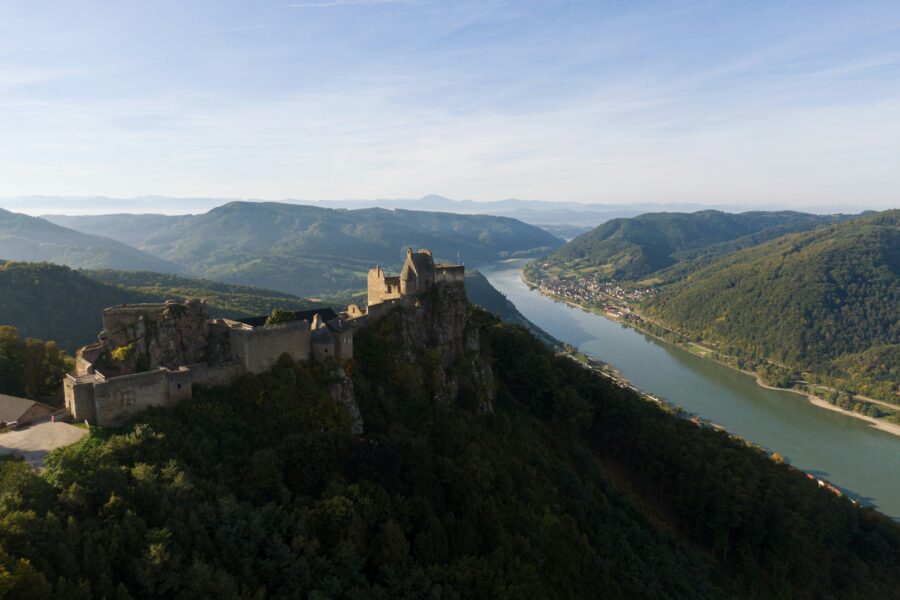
left=65, top=303, right=353, bottom=427
left=367, top=247, right=465, bottom=311
left=65, top=248, right=463, bottom=427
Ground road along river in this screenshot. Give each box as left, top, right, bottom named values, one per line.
left=480, top=260, right=900, bottom=519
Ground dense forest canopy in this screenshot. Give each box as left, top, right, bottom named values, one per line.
left=0, top=326, right=72, bottom=403
left=0, top=305, right=898, bottom=598
left=646, top=210, right=900, bottom=401
left=542, top=210, right=850, bottom=280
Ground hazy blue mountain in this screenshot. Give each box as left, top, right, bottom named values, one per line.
left=0, top=208, right=183, bottom=273
left=11, top=193, right=791, bottom=232
left=536, top=223, right=595, bottom=240
left=43, top=213, right=188, bottom=246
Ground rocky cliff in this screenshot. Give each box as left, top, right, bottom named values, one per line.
left=100, top=301, right=210, bottom=374
left=353, top=281, right=495, bottom=417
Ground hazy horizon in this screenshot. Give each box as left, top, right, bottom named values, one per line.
left=2, top=1, right=900, bottom=208
left=0, top=194, right=890, bottom=218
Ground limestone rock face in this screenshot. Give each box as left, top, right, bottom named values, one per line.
left=391, top=281, right=495, bottom=413
left=329, top=366, right=364, bottom=434
left=148, top=302, right=210, bottom=368
left=102, top=301, right=211, bottom=373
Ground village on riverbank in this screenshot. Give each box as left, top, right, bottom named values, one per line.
left=523, top=266, right=900, bottom=440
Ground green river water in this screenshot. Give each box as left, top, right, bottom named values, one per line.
left=480, top=260, right=900, bottom=519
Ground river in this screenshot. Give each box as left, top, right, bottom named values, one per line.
left=480, top=260, right=900, bottom=519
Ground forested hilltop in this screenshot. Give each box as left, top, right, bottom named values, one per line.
left=525, top=209, right=898, bottom=414
left=539, top=209, right=850, bottom=281
left=1, top=302, right=898, bottom=598
left=40, top=202, right=562, bottom=296
left=646, top=210, right=900, bottom=403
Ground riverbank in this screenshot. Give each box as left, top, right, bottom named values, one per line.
left=523, top=272, right=900, bottom=439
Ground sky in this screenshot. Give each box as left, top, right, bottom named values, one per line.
left=1, top=0, right=899, bottom=209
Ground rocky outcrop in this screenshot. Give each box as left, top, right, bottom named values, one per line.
left=100, top=300, right=210, bottom=374
left=384, top=281, right=495, bottom=413
left=328, top=366, right=364, bottom=434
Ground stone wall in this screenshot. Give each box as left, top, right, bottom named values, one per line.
left=367, top=267, right=402, bottom=306
left=229, top=321, right=311, bottom=374
left=76, top=342, right=104, bottom=376
left=364, top=298, right=404, bottom=322
left=92, top=369, right=171, bottom=427
left=181, top=362, right=244, bottom=388
left=312, top=338, right=335, bottom=362
left=65, top=376, right=98, bottom=423
left=335, top=328, right=353, bottom=360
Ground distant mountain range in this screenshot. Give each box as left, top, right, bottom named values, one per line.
left=8, top=193, right=870, bottom=237
left=3, top=201, right=560, bottom=295
left=0, top=207, right=183, bottom=274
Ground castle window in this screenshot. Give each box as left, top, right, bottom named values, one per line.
left=120, top=390, right=135, bottom=408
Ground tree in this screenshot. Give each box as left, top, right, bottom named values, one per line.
left=265, top=309, right=296, bottom=326
left=0, top=327, right=25, bottom=397
left=0, top=327, right=73, bottom=402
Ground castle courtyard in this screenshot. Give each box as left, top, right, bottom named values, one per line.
left=0, top=422, right=88, bottom=468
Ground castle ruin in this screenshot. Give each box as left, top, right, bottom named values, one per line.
left=65, top=249, right=464, bottom=427
left=366, top=247, right=465, bottom=314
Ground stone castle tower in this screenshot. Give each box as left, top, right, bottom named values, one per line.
left=367, top=248, right=464, bottom=308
